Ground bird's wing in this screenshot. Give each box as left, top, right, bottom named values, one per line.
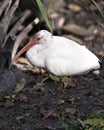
left=44, top=36, right=100, bottom=76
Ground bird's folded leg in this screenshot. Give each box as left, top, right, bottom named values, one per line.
left=56, top=78, right=64, bottom=105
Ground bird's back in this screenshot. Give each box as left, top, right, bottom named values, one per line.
left=44, top=36, right=100, bottom=76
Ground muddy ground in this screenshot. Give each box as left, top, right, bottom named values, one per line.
left=0, top=0, right=104, bottom=130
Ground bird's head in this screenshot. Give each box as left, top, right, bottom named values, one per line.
left=34, top=30, right=52, bottom=45
left=9, top=30, right=52, bottom=68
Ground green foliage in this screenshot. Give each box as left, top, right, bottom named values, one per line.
left=91, top=112, right=104, bottom=119
left=85, top=118, right=104, bottom=127
left=60, top=112, right=104, bottom=130
left=60, top=116, right=70, bottom=130
left=60, top=115, right=80, bottom=130
left=36, top=0, right=53, bottom=33
left=84, top=112, right=104, bottom=130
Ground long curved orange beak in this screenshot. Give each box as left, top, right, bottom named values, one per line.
left=9, top=37, right=39, bottom=68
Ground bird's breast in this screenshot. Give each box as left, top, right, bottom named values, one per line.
left=26, top=45, right=50, bottom=68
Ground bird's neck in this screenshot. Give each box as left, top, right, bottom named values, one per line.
left=26, top=36, right=53, bottom=68
left=26, top=43, right=52, bottom=68
left=37, top=43, right=51, bottom=53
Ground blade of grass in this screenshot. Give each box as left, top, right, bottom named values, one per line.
left=92, top=0, right=104, bottom=18
left=82, top=0, right=99, bottom=20
left=36, top=0, right=52, bottom=33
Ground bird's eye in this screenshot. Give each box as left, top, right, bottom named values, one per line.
left=38, top=36, right=43, bottom=40
left=38, top=37, right=41, bottom=40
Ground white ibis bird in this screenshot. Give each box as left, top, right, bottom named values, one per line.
left=10, top=30, right=101, bottom=118
left=10, top=30, right=100, bottom=75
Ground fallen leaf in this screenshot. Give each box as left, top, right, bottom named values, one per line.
left=16, top=57, right=32, bottom=66
left=32, top=83, right=45, bottom=92
left=84, top=35, right=95, bottom=41
left=30, top=68, right=46, bottom=74
left=40, top=107, right=57, bottom=118
left=30, top=67, right=41, bottom=74
left=15, top=93, right=27, bottom=101
left=65, top=108, right=79, bottom=115
left=58, top=99, right=65, bottom=105
left=68, top=3, right=81, bottom=11
left=62, top=77, right=73, bottom=88
left=16, top=112, right=30, bottom=122
left=49, top=74, right=60, bottom=82
left=63, top=24, right=93, bottom=37
left=58, top=17, right=65, bottom=28
left=4, top=99, right=14, bottom=108
left=12, top=78, right=26, bottom=94
left=40, top=68, right=46, bottom=74
left=68, top=96, right=75, bottom=104
left=77, top=118, right=85, bottom=127
left=49, top=12, right=59, bottom=19
left=16, top=115, right=24, bottom=121
left=62, top=77, right=76, bottom=89
left=85, top=118, right=104, bottom=127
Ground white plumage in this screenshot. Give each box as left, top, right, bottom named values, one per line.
left=25, top=30, right=100, bottom=76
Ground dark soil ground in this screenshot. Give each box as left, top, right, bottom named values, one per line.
left=0, top=0, right=104, bottom=130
